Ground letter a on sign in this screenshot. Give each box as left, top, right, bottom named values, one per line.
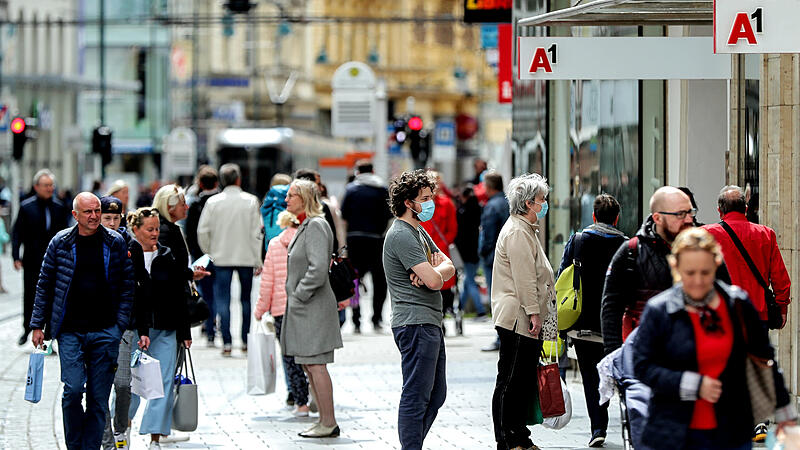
left=528, top=47, right=553, bottom=73
left=727, top=12, right=757, bottom=45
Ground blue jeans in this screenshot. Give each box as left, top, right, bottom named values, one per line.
left=393, top=324, right=447, bottom=450
left=685, top=430, right=751, bottom=449
left=214, top=266, right=253, bottom=345
left=58, top=325, right=122, bottom=450
left=129, top=329, right=178, bottom=435
left=196, top=267, right=216, bottom=340
left=459, top=262, right=486, bottom=315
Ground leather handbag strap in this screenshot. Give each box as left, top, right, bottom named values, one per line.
left=720, top=221, right=769, bottom=290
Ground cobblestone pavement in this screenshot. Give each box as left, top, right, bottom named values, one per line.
left=0, top=255, right=628, bottom=449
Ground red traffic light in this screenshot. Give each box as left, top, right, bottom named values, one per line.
left=10, top=117, right=25, bottom=134
left=408, top=116, right=423, bottom=131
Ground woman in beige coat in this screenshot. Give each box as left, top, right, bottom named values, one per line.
left=490, top=173, right=555, bottom=450
left=282, top=179, right=343, bottom=438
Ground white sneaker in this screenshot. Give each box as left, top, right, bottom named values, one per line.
left=113, top=431, right=128, bottom=450
left=148, top=442, right=161, bottom=450
left=159, top=433, right=190, bottom=443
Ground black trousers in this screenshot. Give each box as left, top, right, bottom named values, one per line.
left=348, top=236, right=387, bottom=328
left=22, top=258, right=43, bottom=334
left=492, top=327, right=543, bottom=450
left=573, top=339, right=609, bottom=434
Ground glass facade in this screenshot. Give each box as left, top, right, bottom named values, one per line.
left=511, top=8, right=666, bottom=266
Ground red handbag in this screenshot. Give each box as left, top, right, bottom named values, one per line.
left=537, top=355, right=566, bottom=418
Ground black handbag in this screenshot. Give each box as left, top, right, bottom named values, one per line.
left=186, top=281, right=210, bottom=327
left=720, top=221, right=783, bottom=329
left=329, top=247, right=358, bottom=302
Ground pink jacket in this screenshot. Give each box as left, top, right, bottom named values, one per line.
left=255, top=227, right=297, bottom=318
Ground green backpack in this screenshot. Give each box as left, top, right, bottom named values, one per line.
left=555, top=232, right=584, bottom=331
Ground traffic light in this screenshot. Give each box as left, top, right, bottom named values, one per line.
left=409, top=127, right=430, bottom=166
left=393, top=117, right=407, bottom=144
left=408, top=116, right=423, bottom=131
left=225, top=0, right=255, bottom=14
left=11, top=117, right=27, bottom=160
left=92, top=126, right=113, bottom=167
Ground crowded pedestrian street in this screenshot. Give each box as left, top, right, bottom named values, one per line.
left=0, top=253, right=630, bottom=449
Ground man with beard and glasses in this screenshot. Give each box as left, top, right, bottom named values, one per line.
left=601, top=186, right=731, bottom=355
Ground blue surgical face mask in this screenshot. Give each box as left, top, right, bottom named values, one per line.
left=413, top=199, right=436, bottom=222
left=536, top=200, right=548, bottom=220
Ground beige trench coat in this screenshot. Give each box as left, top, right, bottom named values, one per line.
left=490, top=214, right=555, bottom=339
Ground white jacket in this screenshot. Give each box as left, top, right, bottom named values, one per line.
left=197, top=185, right=263, bottom=267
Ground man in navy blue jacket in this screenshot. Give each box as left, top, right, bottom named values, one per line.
left=31, top=192, right=134, bottom=450
left=479, top=172, right=509, bottom=352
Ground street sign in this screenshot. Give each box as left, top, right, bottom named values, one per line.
left=518, top=37, right=732, bottom=80
left=432, top=120, right=456, bottom=163
left=163, top=127, right=197, bottom=178
left=714, top=1, right=800, bottom=53
left=331, top=62, right=377, bottom=138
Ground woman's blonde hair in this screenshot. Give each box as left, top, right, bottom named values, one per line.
left=667, top=228, right=723, bottom=282
left=127, top=207, right=160, bottom=230
left=290, top=179, right=324, bottom=218
left=152, top=184, right=185, bottom=222
left=277, top=210, right=299, bottom=228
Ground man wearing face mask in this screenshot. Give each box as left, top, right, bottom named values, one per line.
left=601, top=186, right=731, bottom=355
left=383, top=170, right=456, bottom=450
left=478, top=172, right=510, bottom=352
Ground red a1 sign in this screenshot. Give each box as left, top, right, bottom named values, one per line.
left=714, top=1, right=800, bottom=53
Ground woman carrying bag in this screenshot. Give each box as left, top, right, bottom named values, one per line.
left=282, top=179, right=343, bottom=438
left=127, top=207, right=193, bottom=450
left=254, top=210, right=310, bottom=416
left=633, top=228, right=796, bottom=450
left=490, top=173, right=556, bottom=450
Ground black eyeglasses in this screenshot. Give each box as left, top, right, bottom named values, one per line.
left=658, top=208, right=698, bottom=220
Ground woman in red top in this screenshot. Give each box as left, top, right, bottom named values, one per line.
left=420, top=172, right=458, bottom=314
left=632, top=228, right=796, bottom=450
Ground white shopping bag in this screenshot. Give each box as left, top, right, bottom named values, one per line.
left=247, top=317, right=276, bottom=395
left=130, top=351, right=165, bottom=400
left=542, top=377, right=572, bottom=430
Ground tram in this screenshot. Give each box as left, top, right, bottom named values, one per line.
left=215, top=127, right=351, bottom=197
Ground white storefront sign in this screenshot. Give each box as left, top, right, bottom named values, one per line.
left=714, top=1, right=800, bottom=53
left=518, top=37, right=732, bottom=80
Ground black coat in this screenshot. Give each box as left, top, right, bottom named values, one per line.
left=454, top=195, right=481, bottom=264
left=633, top=281, right=792, bottom=449
left=12, top=196, right=69, bottom=264
left=185, top=190, right=218, bottom=260
left=601, top=216, right=731, bottom=354
left=558, top=227, right=626, bottom=333
left=137, top=243, right=191, bottom=341
left=158, top=218, right=193, bottom=281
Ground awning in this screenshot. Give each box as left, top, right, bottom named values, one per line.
left=518, top=0, right=713, bottom=27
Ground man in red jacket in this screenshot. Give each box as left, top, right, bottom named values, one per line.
left=703, top=185, right=791, bottom=326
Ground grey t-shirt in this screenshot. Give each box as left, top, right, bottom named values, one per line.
left=383, top=219, right=443, bottom=328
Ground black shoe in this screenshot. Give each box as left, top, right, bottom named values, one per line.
left=353, top=327, right=361, bottom=335
left=588, top=430, right=606, bottom=447
left=18, top=332, right=29, bottom=346
left=286, top=393, right=295, bottom=407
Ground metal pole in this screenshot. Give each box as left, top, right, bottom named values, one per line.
left=191, top=0, right=199, bottom=159
left=99, top=0, right=105, bottom=124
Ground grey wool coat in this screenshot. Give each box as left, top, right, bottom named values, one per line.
left=281, top=215, right=343, bottom=358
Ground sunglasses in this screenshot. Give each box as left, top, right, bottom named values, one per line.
left=137, top=208, right=159, bottom=218
left=697, top=307, right=723, bottom=335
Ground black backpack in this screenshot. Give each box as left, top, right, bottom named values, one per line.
left=329, top=246, right=358, bottom=302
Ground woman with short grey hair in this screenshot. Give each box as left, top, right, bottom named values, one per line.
left=507, top=173, right=550, bottom=216
left=490, top=172, right=556, bottom=450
